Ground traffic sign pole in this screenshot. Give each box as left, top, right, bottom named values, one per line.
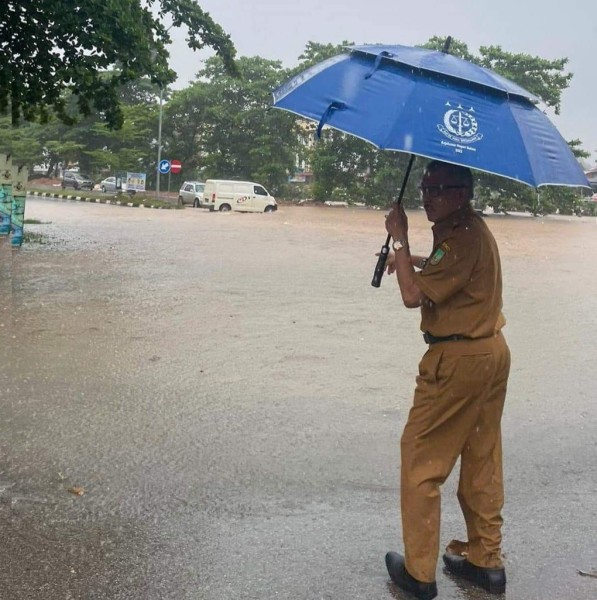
left=156, top=87, right=164, bottom=199
left=158, top=160, right=171, bottom=200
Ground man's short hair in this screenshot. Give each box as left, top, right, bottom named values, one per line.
left=425, top=160, right=474, bottom=190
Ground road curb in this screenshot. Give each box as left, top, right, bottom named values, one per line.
left=26, top=190, right=168, bottom=210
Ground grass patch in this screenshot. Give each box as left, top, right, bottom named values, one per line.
left=28, top=187, right=177, bottom=209
left=122, top=196, right=176, bottom=209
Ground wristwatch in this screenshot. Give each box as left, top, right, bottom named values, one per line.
left=392, top=238, right=407, bottom=252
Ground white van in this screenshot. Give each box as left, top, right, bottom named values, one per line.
left=204, top=180, right=277, bottom=213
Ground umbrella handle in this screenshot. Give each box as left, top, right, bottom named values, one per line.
left=371, top=235, right=392, bottom=288
left=371, top=154, right=415, bottom=288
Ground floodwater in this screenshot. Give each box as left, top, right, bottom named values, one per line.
left=0, top=197, right=596, bottom=599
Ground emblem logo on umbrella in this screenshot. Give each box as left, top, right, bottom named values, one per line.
left=438, top=103, right=483, bottom=144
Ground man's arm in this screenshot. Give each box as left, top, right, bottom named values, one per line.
left=384, top=206, right=427, bottom=308
left=392, top=243, right=426, bottom=308
left=381, top=252, right=427, bottom=273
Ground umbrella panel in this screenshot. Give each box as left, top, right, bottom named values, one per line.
left=273, top=53, right=589, bottom=189
left=349, top=44, right=539, bottom=102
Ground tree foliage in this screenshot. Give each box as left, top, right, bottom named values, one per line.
left=163, top=55, right=298, bottom=194
left=0, top=0, right=237, bottom=129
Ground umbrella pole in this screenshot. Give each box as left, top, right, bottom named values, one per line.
left=371, top=153, right=415, bottom=288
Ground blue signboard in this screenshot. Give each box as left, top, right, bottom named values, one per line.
left=159, top=159, right=171, bottom=174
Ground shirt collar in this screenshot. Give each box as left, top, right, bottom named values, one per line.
left=431, top=205, right=475, bottom=242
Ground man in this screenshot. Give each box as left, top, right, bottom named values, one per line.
left=383, top=160, right=511, bottom=600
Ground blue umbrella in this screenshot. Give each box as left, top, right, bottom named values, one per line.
left=273, top=42, right=589, bottom=189
left=272, top=41, right=590, bottom=285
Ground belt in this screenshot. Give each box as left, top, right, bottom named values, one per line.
left=423, top=332, right=470, bottom=345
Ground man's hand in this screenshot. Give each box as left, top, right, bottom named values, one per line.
left=385, top=205, right=408, bottom=241
left=376, top=251, right=423, bottom=276
left=376, top=250, right=396, bottom=275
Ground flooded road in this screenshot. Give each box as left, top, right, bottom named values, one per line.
left=1, top=198, right=596, bottom=599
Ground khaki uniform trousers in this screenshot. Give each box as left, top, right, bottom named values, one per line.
left=401, top=331, right=510, bottom=583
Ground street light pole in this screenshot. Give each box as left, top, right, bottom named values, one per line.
left=156, top=86, right=164, bottom=199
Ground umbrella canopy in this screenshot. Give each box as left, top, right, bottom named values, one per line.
left=272, top=44, right=590, bottom=189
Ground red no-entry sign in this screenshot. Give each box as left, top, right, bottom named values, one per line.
left=170, top=160, right=182, bottom=174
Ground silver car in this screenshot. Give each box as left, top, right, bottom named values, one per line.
left=178, top=181, right=206, bottom=207
left=100, top=176, right=128, bottom=193
left=100, top=177, right=117, bottom=193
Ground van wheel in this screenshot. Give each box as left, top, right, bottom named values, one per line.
left=101, top=186, right=106, bottom=193
left=193, top=198, right=199, bottom=208
left=219, top=204, right=231, bottom=212
left=264, top=206, right=275, bottom=213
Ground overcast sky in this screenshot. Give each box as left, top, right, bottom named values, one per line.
left=166, top=0, right=597, bottom=166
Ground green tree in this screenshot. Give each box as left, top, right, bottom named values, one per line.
left=294, top=41, right=354, bottom=71
left=0, top=115, right=44, bottom=172
left=0, top=77, right=161, bottom=180
left=161, top=85, right=212, bottom=180
left=0, top=0, right=237, bottom=129
left=164, top=55, right=298, bottom=194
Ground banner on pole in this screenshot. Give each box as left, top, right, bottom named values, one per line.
left=126, top=172, right=146, bottom=192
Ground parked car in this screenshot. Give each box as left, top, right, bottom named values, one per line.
left=100, top=176, right=116, bottom=193
left=100, top=176, right=129, bottom=194
left=62, top=171, right=94, bottom=191
left=178, top=181, right=206, bottom=207
left=204, top=180, right=277, bottom=213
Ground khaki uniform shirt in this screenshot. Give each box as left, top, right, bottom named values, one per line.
left=413, top=206, right=505, bottom=338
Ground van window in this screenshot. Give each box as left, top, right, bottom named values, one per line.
left=195, top=184, right=205, bottom=192
left=184, top=184, right=193, bottom=192
left=254, top=185, right=268, bottom=196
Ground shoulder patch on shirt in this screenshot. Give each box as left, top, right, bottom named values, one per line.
left=429, top=242, right=451, bottom=266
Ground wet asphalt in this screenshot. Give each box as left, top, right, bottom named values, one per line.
left=0, top=197, right=596, bottom=599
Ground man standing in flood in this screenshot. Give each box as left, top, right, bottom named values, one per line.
left=382, top=160, right=511, bottom=599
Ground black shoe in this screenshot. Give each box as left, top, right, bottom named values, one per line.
left=442, top=553, right=506, bottom=594
left=385, top=552, right=438, bottom=600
